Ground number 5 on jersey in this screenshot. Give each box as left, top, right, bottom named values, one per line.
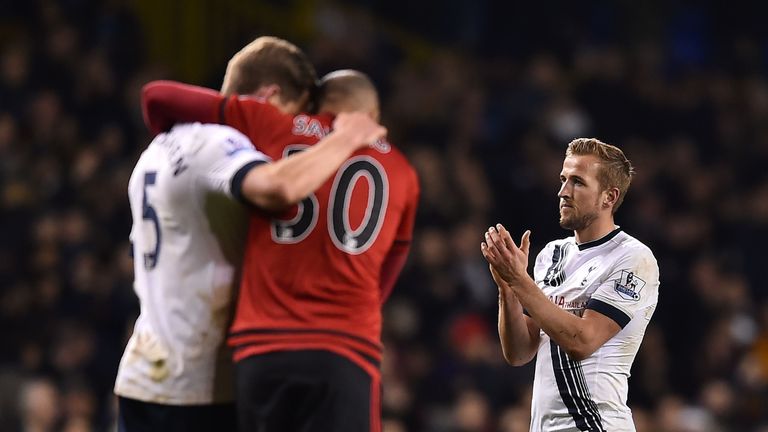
left=271, top=146, right=388, bottom=255
left=142, top=171, right=161, bottom=270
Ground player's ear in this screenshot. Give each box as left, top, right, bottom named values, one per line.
left=603, top=187, right=619, bottom=209
left=253, top=84, right=280, bottom=100
left=369, top=106, right=380, bottom=123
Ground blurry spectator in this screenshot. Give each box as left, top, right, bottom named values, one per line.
left=453, top=389, right=491, bottom=432
left=498, top=405, right=531, bottom=432
left=18, top=377, right=61, bottom=432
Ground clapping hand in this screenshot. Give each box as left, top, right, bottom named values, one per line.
left=481, top=224, right=531, bottom=287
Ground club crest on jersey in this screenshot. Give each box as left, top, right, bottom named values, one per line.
left=613, top=270, right=645, bottom=301
left=580, top=265, right=597, bottom=287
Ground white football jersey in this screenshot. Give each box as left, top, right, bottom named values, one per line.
left=528, top=228, right=659, bottom=432
left=115, top=123, right=268, bottom=404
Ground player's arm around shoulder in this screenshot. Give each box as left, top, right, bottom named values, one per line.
left=192, top=124, right=270, bottom=200
left=141, top=80, right=224, bottom=136
left=241, top=112, right=387, bottom=211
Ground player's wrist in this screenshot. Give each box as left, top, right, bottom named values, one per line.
left=499, top=285, right=518, bottom=302
left=345, top=129, right=379, bottom=150
left=328, top=127, right=365, bottom=150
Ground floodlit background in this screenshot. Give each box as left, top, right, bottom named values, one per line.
left=1, top=1, right=767, bottom=431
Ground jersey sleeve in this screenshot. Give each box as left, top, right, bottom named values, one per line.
left=586, top=248, right=660, bottom=328
left=195, top=125, right=271, bottom=202
left=142, top=81, right=224, bottom=135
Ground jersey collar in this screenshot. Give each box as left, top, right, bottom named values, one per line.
left=576, top=227, right=622, bottom=251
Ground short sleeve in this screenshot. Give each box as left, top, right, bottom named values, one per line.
left=586, top=248, right=660, bottom=328
left=195, top=124, right=270, bottom=202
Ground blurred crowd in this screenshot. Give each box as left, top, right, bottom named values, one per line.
left=1, top=1, right=768, bottom=431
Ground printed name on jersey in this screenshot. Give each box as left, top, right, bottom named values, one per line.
left=155, top=133, right=189, bottom=176
left=293, top=114, right=330, bottom=139
left=371, top=138, right=391, bottom=154
left=292, top=114, right=391, bottom=154
left=171, top=157, right=188, bottom=176
left=166, top=137, right=188, bottom=176
left=611, top=270, right=645, bottom=301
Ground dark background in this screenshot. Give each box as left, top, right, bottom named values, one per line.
left=1, top=1, right=767, bottom=431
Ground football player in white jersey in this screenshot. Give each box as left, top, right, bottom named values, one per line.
left=481, top=138, right=659, bottom=432
left=114, top=114, right=386, bottom=432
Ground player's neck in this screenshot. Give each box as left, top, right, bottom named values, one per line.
left=574, top=216, right=617, bottom=245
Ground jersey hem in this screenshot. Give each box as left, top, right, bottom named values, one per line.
left=114, top=385, right=233, bottom=406
left=228, top=327, right=383, bottom=363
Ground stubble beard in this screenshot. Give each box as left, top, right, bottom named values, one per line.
left=559, top=207, right=599, bottom=231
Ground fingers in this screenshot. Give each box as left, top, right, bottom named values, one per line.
left=333, top=112, right=387, bottom=147
left=485, top=230, right=509, bottom=268
left=490, top=224, right=520, bottom=259
left=482, top=227, right=509, bottom=267
left=355, top=121, right=386, bottom=148
left=521, top=230, right=531, bottom=257
left=481, top=234, right=499, bottom=264
left=481, top=242, right=498, bottom=269
left=481, top=241, right=490, bottom=258
left=483, top=225, right=532, bottom=266
left=496, top=224, right=519, bottom=252
left=331, top=111, right=351, bottom=129
left=486, top=226, right=507, bottom=252
left=366, top=125, right=387, bottom=144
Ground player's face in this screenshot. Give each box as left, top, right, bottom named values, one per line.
left=558, top=154, right=604, bottom=231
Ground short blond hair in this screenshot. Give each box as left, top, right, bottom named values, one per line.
left=221, top=36, right=317, bottom=104
left=566, top=138, right=635, bottom=213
